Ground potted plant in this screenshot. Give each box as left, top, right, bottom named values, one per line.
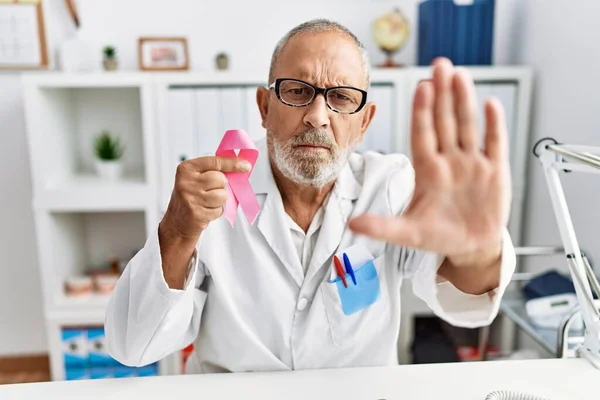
left=93, top=130, right=125, bottom=180
left=215, top=52, right=229, bottom=70
left=103, top=46, right=118, bottom=71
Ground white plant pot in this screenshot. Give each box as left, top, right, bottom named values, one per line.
left=95, top=160, right=123, bottom=180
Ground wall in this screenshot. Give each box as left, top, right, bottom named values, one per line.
left=0, top=0, right=516, bottom=355
left=56, top=0, right=518, bottom=72
left=0, top=76, right=46, bottom=356
left=505, top=0, right=600, bottom=353
left=513, top=1, right=600, bottom=276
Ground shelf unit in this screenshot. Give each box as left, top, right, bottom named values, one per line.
left=22, top=66, right=533, bottom=378
left=21, top=73, right=175, bottom=380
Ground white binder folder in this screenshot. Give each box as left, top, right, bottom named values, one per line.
left=219, top=87, right=246, bottom=134
left=167, top=89, right=196, bottom=165
left=245, top=86, right=266, bottom=141
left=358, top=84, right=394, bottom=154
left=195, top=88, right=221, bottom=156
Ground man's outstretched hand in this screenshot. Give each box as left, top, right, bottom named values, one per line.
left=349, top=58, right=511, bottom=293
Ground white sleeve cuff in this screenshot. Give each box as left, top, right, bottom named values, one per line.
left=145, top=226, right=200, bottom=299
left=182, top=250, right=199, bottom=288
left=411, top=228, right=516, bottom=328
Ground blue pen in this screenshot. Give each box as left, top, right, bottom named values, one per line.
left=342, top=253, right=357, bottom=286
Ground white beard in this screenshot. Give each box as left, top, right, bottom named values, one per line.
left=267, top=129, right=358, bottom=188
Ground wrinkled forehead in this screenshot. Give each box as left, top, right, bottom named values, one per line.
left=272, top=31, right=367, bottom=89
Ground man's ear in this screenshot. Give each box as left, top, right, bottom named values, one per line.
left=256, top=86, right=270, bottom=129
left=358, top=102, right=377, bottom=142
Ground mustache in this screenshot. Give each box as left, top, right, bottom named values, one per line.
left=291, top=129, right=336, bottom=149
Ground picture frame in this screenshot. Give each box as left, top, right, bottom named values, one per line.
left=0, top=0, right=49, bottom=70
left=138, top=37, right=190, bottom=71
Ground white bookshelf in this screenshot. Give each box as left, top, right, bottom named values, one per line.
left=21, top=73, right=172, bottom=380
left=22, top=66, right=533, bottom=378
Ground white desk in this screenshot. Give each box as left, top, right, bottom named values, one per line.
left=0, top=358, right=595, bottom=400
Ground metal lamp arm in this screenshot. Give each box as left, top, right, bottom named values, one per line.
left=533, top=138, right=600, bottom=369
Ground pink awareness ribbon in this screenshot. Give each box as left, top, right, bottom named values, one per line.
left=215, top=129, right=261, bottom=226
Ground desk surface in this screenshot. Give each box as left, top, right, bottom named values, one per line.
left=0, top=358, right=596, bottom=400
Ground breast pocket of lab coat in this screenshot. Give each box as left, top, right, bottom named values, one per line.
left=320, top=253, right=391, bottom=348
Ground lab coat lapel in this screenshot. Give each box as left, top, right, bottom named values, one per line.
left=251, top=139, right=304, bottom=288
left=304, top=163, right=361, bottom=284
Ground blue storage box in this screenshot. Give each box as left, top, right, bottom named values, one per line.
left=90, top=366, right=114, bottom=379
left=137, top=363, right=159, bottom=377
left=65, top=367, right=90, bottom=381
left=61, top=328, right=88, bottom=367
left=63, top=326, right=155, bottom=381
left=418, top=0, right=495, bottom=66
left=114, top=366, right=137, bottom=378
left=88, top=328, right=116, bottom=366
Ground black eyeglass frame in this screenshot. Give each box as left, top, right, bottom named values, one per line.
left=268, top=78, right=368, bottom=114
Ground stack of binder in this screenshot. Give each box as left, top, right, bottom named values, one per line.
left=417, top=0, right=495, bottom=66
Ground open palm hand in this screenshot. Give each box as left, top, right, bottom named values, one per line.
left=350, top=58, right=511, bottom=261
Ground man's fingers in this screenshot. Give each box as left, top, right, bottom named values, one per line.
left=453, top=68, right=480, bottom=152
left=484, top=97, right=509, bottom=163
left=189, top=156, right=252, bottom=173
left=411, top=80, right=437, bottom=162
left=432, top=58, right=458, bottom=152
left=348, top=214, right=421, bottom=247
left=199, top=188, right=228, bottom=208
left=200, top=206, right=225, bottom=222
left=199, top=171, right=227, bottom=190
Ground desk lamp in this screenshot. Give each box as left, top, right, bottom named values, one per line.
left=533, top=138, right=600, bottom=369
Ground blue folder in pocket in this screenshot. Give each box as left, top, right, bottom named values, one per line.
left=330, top=257, right=381, bottom=316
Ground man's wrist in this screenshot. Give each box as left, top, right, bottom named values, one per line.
left=439, top=240, right=504, bottom=295
left=446, top=240, right=503, bottom=270
left=158, top=216, right=201, bottom=290
left=159, top=219, right=200, bottom=253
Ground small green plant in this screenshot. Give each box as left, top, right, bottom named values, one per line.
left=93, top=131, right=124, bottom=161
left=103, top=46, right=117, bottom=60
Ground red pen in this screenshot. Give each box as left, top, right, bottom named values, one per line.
left=333, top=255, right=348, bottom=288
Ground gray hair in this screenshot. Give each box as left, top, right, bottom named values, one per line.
left=268, top=19, right=371, bottom=87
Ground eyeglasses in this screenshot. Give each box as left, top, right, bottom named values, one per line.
left=268, top=78, right=368, bottom=114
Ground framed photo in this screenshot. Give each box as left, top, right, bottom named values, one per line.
left=0, top=0, right=49, bottom=70
left=138, top=37, right=189, bottom=71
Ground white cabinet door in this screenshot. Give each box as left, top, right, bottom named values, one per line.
left=161, top=88, right=200, bottom=210
left=195, top=87, right=259, bottom=154
left=489, top=83, right=517, bottom=163
left=357, top=84, right=395, bottom=154
left=166, top=88, right=197, bottom=165
left=162, top=88, right=196, bottom=208
left=219, top=87, right=246, bottom=133
left=245, top=86, right=266, bottom=142
left=195, top=88, right=222, bottom=156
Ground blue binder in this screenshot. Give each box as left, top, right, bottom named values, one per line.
left=418, top=0, right=495, bottom=66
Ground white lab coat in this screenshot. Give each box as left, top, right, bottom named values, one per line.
left=105, top=138, right=516, bottom=374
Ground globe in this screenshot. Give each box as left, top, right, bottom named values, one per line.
left=372, top=8, right=410, bottom=68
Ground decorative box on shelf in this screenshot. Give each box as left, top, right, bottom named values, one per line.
left=62, top=326, right=159, bottom=381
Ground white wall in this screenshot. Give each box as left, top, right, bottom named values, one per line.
left=512, top=1, right=600, bottom=277
left=55, top=0, right=518, bottom=72
left=0, top=76, right=46, bottom=356
left=0, top=0, right=516, bottom=355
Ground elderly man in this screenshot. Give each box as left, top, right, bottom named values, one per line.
left=105, top=19, right=515, bottom=374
